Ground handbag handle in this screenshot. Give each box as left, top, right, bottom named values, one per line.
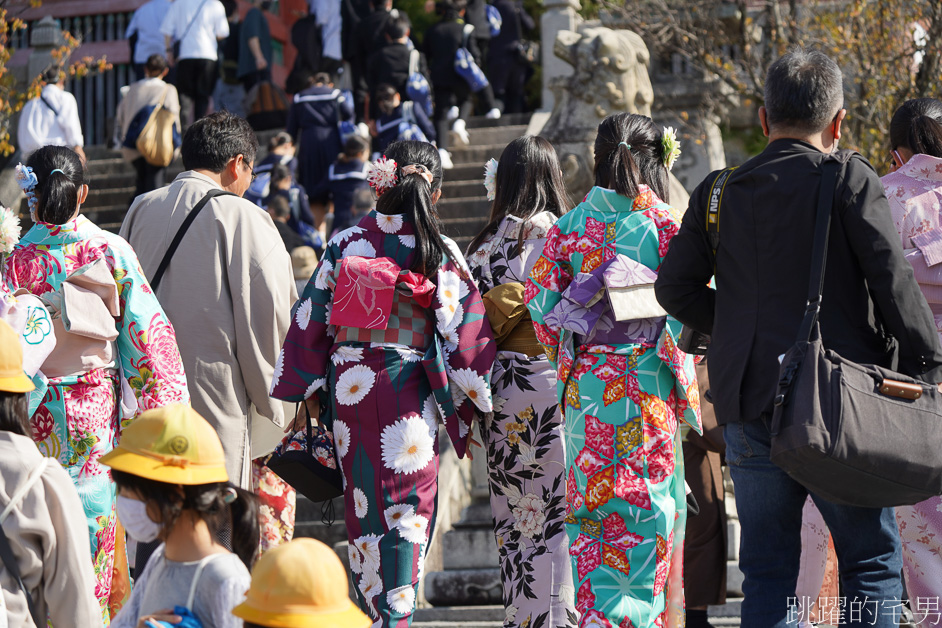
left=795, top=158, right=841, bottom=344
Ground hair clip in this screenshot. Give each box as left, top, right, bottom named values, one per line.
left=619, top=141, right=632, bottom=150
left=223, top=487, right=238, bottom=504
left=483, top=158, right=497, bottom=201
left=367, top=157, right=399, bottom=197
left=14, top=164, right=39, bottom=220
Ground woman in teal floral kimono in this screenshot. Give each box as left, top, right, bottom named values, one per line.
left=271, top=141, right=495, bottom=628
left=525, top=114, right=701, bottom=628
left=3, top=146, right=189, bottom=624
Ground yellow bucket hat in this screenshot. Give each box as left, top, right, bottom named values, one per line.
left=233, top=538, right=372, bottom=628
left=100, top=404, right=228, bottom=485
left=0, top=319, right=35, bottom=394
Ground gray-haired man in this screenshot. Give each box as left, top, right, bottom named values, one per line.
left=656, top=48, right=942, bottom=626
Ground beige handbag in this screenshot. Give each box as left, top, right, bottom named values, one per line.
left=136, top=86, right=177, bottom=167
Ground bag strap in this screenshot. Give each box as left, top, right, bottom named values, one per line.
left=151, top=189, right=237, bottom=291
left=409, top=49, right=420, bottom=76
left=796, top=158, right=842, bottom=343
left=0, top=459, right=49, bottom=627
left=462, top=23, right=474, bottom=48
left=178, top=0, right=210, bottom=44
left=185, top=553, right=222, bottom=610
left=705, top=166, right=736, bottom=260
left=39, top=94, right=60, bottom=118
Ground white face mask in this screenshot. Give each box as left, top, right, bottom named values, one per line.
left=116, top=495, right=162, bottom=543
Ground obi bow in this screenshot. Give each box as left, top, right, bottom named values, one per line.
left=329, top=256, right=435, bottom=330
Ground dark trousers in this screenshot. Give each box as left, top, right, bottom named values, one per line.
left=132, top=157, right=165, bottom=199
left=175, top=58, right=218, bottom=122
left=488, top=50, right=529, bottom=114
left=433, top=82, right=496, bottom=150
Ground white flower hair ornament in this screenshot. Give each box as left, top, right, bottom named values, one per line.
left=15, top=164, right=39, bottom=219
left=661, top=127, right=682, bottom=171
left=483, top=158, right=498, bottom=201
left=367, top=156, right=399, bottom=197
left=0, top=206, right=21, bottom=256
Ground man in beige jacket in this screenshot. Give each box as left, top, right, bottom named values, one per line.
left=120, top=111, right=297, bottom=488
left=114, top=53, right=181, bottom=199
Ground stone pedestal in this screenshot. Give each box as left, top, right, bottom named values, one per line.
left=424, top=424, right=502, bottom=606
left=539, top=0, right=581, bottom=112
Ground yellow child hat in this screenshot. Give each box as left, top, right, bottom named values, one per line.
left=233, top=538, right=372, bottom=628
left=100, top=404, right=228, bottom=485
left=0, top=319, right=35, bottom=393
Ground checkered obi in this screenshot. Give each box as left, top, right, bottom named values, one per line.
left=331, top=255, right=436, bottom=350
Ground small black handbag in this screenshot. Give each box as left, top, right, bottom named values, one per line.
left=266, top=404, right=344, bottom=504
left=770, top=157, right=942, bottom=508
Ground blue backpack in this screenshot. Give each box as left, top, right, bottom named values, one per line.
left=454, top=24, right=489, bottom=93
left=486, top=4, right=502, bottom=37
left=397, top=102, right=428, bottom=142
left=244, top=162, right=276, bottom=207
left=406, top=49, right=433, bottom=118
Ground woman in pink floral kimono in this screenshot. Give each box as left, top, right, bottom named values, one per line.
left=525, top=114, right=701, bottom=628
left=466, top=136, right=577, bottom=628
left=3, top=146, right=189, bottom=624
left=271, top=141, right=495, bottom=628
left=883, top=98, right=942, bottom=618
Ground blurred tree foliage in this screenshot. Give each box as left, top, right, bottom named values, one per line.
left=0, top=1, right=111, bottom=156
left=604, top=0, right=942, bottom=166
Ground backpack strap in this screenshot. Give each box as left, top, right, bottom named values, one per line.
left=706, top=167, right=736, bottom=260
left=151, top=189, right=237, bottom=291
left=0, top=458, right=49, bottom=628
left=409, top=48, right=420, bottom=76
left=185, top=553, right=223, bottom=610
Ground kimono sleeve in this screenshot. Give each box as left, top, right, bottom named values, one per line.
left=524, top=223, right=571, bottom=368
left=270, top=242, right=339, bottom=402
left=107, top=237, right=190, bottom=413
left=430, top=240, right=496, bottom=457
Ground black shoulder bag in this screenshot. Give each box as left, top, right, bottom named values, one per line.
left=770, top=157, right=942, bottom=507
left=151, top=189, right=236, bottom=291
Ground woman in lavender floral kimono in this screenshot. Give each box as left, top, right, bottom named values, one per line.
left=525, top=114, right=701, bottom=628
left=271, top=141, right=495, bottom=628
left=3, top=146, right=189, bottom=624
left=466, top=136, right=577, bottom=628
left=883, top=98, right=942, bottom=615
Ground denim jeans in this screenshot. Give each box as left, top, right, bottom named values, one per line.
left=725, top=415, right=902, bottom=627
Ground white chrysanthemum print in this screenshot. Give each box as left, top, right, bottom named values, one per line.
left=314, top=260, right=333, bottom=290
left=395, top=346, right=421, bottom=363
left=358, top=570, right=382, bottom=617
left=458, top=418, right=470, bottom=438
left=332, top=419, right=351, bottom=459
left=387, top=585, right=416, bottom=615
left=421, top=396, right=439, bottom=436
left=397, top=513, right=429, bottom=545
left=376, top=213, right=404, bottom=234
left=328, top=226, right=365, bottom=246
left=353, top=487, right=369, bottom=518
left=304, top=378, right=326, bottom=399
left=436, top=270, right=468, bottom=310
left=450, top=368, right=492, bottom=412
left=439, top=326, right=459, bottom=352
left=295, top=298, right=313, bottom=330
left=384, top=503, right=415, bottom=530
left=332, top=345, right=364, bottom=365
left=336, top=365, right=375, bottom=406
left=342, top=239, right=377, bottom=259
left=325, top=301, right=336, bottom=337
left=355, top=534, right=382, bottom=573
left=450, top=384, right=466, bottom=411
left=399, top=234, right=415, bottom=248
left=348, top=543, right=362, bottom=574
left=381, top=415, right=435, bottom=474
left=269, top=349, right=286, bottom=393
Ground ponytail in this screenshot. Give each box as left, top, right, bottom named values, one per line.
left=376, top=141, right=446, bottom=277
left=227, top=485, right=260, bottom=569
left=593, top=113, right=669, bottom=203
left=25, top=145, right=86, bottom=224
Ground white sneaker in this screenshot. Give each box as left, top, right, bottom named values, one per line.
left=451, top=118, right=470, bottom=146
left=447, top=106, right=460, bottom=121
left=485, top=108, right=501, bottom=120
left=439, top=148, right=454, bottom=170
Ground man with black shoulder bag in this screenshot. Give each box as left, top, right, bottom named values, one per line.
left=655, top=48, right=942, bottom=627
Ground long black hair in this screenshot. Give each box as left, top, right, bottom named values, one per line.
left=890, top=98, right=942, bottom=159
left=0, top=392, right=30, bottom=437
left=111, top=470, right=260, bottom=569
left=594, top=113, right=670, bottom=203
left=467, top=136, right=571, bottom=256
left=25, top=145, right=87, bottom=225
left=376, top=140, right=446, bottom=277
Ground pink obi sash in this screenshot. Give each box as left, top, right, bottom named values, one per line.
left=329, top=256, right=435, bottom=330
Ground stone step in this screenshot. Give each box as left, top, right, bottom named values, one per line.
left=447, top=144, right=507, bottom=164
left=436, top=197, right=490, bottom=220
left=440, top=217, right=489, bottom=242
left=441, top=181, right=489, bottom=199
left=466, top=113, right=531, bottom=129
left=83, top=186, right=137, bottom=210
left=424, top=568, right=502, bottom=606
left=710, top=598, right=743, bottom=619
left=441, top=528, right=498, bottom=570
left=466, top=125, right=529, bottom=147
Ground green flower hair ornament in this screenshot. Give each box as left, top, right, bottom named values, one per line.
left=661, top=126, right=682, bottom=171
